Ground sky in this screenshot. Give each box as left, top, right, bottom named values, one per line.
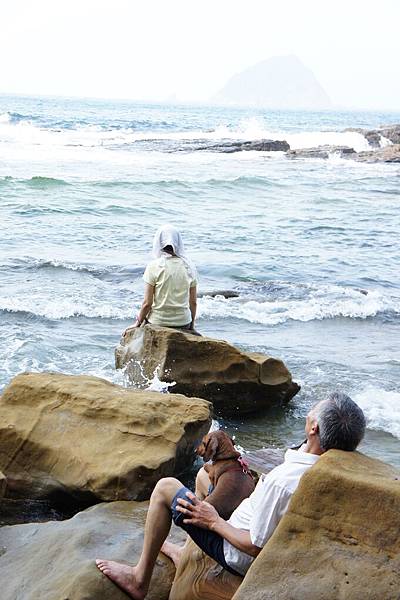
left=1, top=0, right=400, bottom=110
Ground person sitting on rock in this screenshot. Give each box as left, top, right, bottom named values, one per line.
left=124, top=224, right=200, bottom=336
left=96, top=392, right=366, bottom=600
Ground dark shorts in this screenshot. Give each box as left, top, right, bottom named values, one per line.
left=171, top=487, right=240, bottom=576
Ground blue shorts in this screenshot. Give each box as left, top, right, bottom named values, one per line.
left=171, top=487, right=240, bottom=576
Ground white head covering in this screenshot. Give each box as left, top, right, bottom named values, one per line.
left=151, top=224, right=197, bottom=280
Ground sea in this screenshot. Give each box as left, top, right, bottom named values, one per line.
left=1, top=94, right=399, bottom=469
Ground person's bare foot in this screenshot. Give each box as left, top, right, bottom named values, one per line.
left=95, top=560, right=147, bottom=600
left=160, top=541, right=184, bottom=568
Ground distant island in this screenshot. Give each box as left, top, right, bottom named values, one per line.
left=212, top=54, right=331, bottom=110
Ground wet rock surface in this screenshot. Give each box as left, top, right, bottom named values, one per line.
left=0, top=372, right=211, bottom=505
left=116, top=325, right=300, bottom=417
left=169, top=538, right=243, bottom=600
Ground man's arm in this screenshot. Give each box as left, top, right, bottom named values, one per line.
left=176, top=491, right=261, bottom=558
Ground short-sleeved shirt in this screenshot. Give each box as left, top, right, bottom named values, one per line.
left=143, top=257, right=197, bottom=327
left=223, top=449, right=320, bottom=575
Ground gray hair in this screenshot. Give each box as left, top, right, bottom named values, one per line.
left=315, top=392, right=366, bottom=452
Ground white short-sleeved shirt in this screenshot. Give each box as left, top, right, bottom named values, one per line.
left=143, top=257, right=197, bottom=326
left=223, top=449, right=320, bottom=575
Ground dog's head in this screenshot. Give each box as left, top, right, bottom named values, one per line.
left=196, top=430, right=241, bottom=462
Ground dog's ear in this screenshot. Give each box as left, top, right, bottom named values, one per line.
left=203, top=434, right=219, bottom=462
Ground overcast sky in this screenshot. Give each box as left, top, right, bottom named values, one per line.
left=1, top=0, right=399, bottom=110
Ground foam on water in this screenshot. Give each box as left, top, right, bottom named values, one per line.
left=354, top=387, right=400, bottom=440
left=0, top=113, right=381, bottom=154
left=198, top=286, right=400, bottom=325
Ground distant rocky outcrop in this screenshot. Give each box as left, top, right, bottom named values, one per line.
left=286, top=142, right=400, bottom=163
left=0, top=372, right=211, bottom=504
left=345, top=124, right=400, bottom=147
left=201, top=139, right=290, bottom=153
left=350, top=143, right=400, bottom=163
left=233, top=450, right=400, bottom=600
left=0, top=500, right=184, bottom=600
left=115, top=325, right=300, bottom=416
left=286, top=145, right=356, bottom=159
left=212, top=55, right=331, bottom=109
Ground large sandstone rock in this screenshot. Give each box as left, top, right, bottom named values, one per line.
left=0, top=372, right=211, bottom=504
left=233, top=450, right=400, bottom=600
left=0, top=500, right=184, bottom=600
left=115, top=325, right=300, bottom=416
left=169, top=538, right=242, bottom=600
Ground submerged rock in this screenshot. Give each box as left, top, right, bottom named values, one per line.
left=115, top=325, right=300, bottom=416
left=203, top=139, right=290, bottom=153
left=198, top=290, right=240, bottom=299
left=0, top=500, right=184, bottom=600
left=286, top=145, right=356, bottom=159
left=0, top=372, right=211, bottom=505
left=233, top=450, right=400, bottom=600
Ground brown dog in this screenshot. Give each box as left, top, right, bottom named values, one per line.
left=196, top=430, right=255, bottom=520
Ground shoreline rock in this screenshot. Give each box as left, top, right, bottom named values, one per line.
left=116, top=325, right=300, bottom=416
left=0, top=372, right=211, bottom=506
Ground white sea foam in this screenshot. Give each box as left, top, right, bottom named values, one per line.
left=0, top=114, right=373, bottom=152
left=1, top=284, right=398, bottom=323
left=354, top=387, right=400, bottom=439
left=198, top=286, right=400, bottom=325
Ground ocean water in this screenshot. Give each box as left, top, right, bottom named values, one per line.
left=1, top=94, right=399, bottom=468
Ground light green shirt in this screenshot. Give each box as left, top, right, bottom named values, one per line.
left=143, top=257, right=197, bottom=326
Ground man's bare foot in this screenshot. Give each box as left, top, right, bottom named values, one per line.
left=160, top=541, right=184, bottom=568
left=95, top=560, right=147, bottom=600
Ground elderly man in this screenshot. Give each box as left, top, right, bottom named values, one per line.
left=96, top=392, right=366, bottom=599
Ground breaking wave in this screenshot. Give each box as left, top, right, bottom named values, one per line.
left=198, top=285, right=400, bottom=325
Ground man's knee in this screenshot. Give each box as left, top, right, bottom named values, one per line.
left=153, top=477, right=183, bottom=503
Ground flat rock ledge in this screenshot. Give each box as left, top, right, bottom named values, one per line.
left=0, top=372, right=211, bottom=504
left=115, top=325, right=300, bottom=416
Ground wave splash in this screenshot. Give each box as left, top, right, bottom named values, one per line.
left=354, top=387, right=400, bottom=440
left=198, top=283, right=400, bottom=325
left=0, top=112, right=380, bottom=153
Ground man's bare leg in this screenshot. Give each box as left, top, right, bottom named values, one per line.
left=161, top=467, right=211, bottom=568
left=96, top=477, right=182, bottom=600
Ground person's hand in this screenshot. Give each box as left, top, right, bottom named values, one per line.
left=123, top=322, right=140, bottom=337
left=176, top=491, right=220, bottom=530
